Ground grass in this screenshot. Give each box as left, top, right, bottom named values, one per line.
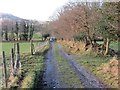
left=54, top=43, right=83, bottom=88
left=1, top=42, right=39, bottom=55
left=32, top=33, right=42, bottom=40
left=0, top=41, right=50, bottom=88
left=20, top=54, right=44, bottom=88
left=9, top=42, right=50, bottom=88
left=62, top=42, right=118, bottom=88
left=74, top=55, right=119, bottom=88
left=110, top=41, right=119, bottom=52
left=97, top=41, right=119, bottom=52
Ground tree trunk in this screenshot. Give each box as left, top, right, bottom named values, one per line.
left=16, top=33, right=18, bottom=41
left=5, top=30, right=8, bottom=41
left=104, top=38, right=110, bottom=55
left=88, top=36, right=93, bottom=45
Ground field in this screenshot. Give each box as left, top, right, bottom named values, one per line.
left=97, top=41, right=119, bottom=52
left=0, top=42, right=39, bottom=55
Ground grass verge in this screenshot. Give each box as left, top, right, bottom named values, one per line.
left=7, top=42, right=50, bottom=88
left=54, top=43, right=83, bottom=88
left=62, top=43, right=119, bottom=88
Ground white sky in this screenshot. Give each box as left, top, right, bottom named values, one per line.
left=0, top=0, right=69, bottom=21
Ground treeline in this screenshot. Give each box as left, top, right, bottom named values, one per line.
left=1, top=19, right=49, bottom=41
left=48, top=1, right=119, bottom=55
left=1, top=20, right=34, bottom=41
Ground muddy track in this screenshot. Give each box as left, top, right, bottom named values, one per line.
left=43, top=42, right=107, bottom=89
left=43, top=43, right=66, bottom=88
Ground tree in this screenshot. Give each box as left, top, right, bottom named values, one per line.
left=4, top=26, right=8, bottom=41
left=96, top=2, right=119, bottom=55
left=28, top=23, right=34, bottom=40
left=20, top=21, right=29, bottom=41
left=15, top=22, right=19, bottom=41
left=9, top=27, right=15, bottom=41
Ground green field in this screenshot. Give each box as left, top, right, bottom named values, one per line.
left=0, top=42, right=40, bottom=55
left=97, top=41, right=119, bottom=52
left=32, top=33, right=42, bottom=40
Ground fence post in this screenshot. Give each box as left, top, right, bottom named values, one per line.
left=30, top=40, right=34, bottom=55
left=13, top=43, right=16, bottom=56
left=11, top=48, right=14, bottom=71
left=9, top=48, right=15, bottom=81
left=2, top=51, right=8, bottom=88
left=14, top=43, right=21, bottom=74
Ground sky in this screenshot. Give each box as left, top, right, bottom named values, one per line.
left=0, top=0, right=69, bottom=21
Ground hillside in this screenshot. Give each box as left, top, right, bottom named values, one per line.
left=0, top=13, right=22, bottom=21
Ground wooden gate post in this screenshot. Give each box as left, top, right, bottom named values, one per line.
left=2, top=51, right=8, bottom=88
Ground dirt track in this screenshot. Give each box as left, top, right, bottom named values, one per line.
left=43, top=43, right=66, bottom=88
left=43, top=42, right=107, bottom=88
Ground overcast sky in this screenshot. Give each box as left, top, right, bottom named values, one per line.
left=0, top=0, right=69, bottom=21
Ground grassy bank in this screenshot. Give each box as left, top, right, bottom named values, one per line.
left=1, top=41, right=50, bottom=88
left=0, top=42, right=39, bottom=88
left=10, top=43, right=50, bottom=88
left=74, top=55, right=119, bottom=88
left=62, top=42, right=118, bottom=88
left=54, top=43, right=83, bottom=88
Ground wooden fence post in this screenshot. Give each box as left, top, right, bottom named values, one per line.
left=11, top=48, right=14, bottom=71
left=30, top=40, right=34, bottom=55
left=14, top=43, right=21, bottom=74
left=16, top=43, right=20, bottom=68
left=13, top=43, right=16, bottom=56
left=2, top=51, right=8, bottom=88
left=9, top=48, right=15, bottom=80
